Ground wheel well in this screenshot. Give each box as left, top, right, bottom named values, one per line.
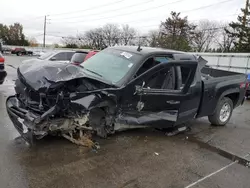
left=224, top=93, right=239, bottom=108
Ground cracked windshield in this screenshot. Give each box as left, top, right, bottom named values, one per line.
left=1, top=0, right=250, bottom=188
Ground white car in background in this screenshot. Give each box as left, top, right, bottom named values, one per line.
left=22, top=50, right=75, bottom=64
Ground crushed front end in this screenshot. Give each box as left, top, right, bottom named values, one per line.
left=6, top=61, right=117, bottom=148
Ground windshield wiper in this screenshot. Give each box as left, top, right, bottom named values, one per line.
left=84, top=68, right=103, bottom=78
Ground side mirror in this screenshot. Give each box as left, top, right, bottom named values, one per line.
left=134, top=81, right=145, bottom=95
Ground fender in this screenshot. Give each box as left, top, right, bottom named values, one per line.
left=212, top=87, right=240, bottom=114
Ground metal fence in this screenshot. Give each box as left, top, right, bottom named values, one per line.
left=193, top=52, right=250, bottom=74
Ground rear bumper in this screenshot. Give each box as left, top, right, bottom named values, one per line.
left=246, top=89, right=250, bottom=96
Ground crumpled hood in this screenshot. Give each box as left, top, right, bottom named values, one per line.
left=18, top=60, right=111, bottom=91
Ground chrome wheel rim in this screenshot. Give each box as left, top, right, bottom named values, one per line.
left=219, top=103, right=231, bottom=123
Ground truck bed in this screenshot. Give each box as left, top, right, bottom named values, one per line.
left=197, top=67, right=247, bottom=118
left=201, top=67, right=243, bottom=80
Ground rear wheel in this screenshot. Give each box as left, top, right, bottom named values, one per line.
left=208, top=97, right=233, bottom=126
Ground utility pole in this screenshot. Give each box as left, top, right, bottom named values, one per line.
left=43, top=15, right=47, bottom=48
left=243, top=0, right=249, bottom=26
left=239, top=0, right=249, bottom=49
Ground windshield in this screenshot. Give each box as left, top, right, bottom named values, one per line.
left=38, top=52, right=54, bottom=60
left=81, top=49, right=141, bottom=83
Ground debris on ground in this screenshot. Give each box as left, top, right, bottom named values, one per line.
left=154, top=152, right=159, bottom=156
left=165, top=126, right=191, bottom=136
left=62, top=130, right=100, bottom=149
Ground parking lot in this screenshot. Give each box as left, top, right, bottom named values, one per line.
left=1, top=55, right=250, bottom=188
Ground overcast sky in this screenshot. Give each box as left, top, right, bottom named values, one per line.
left=0, top=0, right=245, bottom=44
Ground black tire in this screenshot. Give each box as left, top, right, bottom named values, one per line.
left=17, top=52, right=22, bottom=56
left=208, top=97, right=233, bottom=126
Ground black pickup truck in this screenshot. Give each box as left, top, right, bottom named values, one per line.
left=6, top=46, right=247, bottom=146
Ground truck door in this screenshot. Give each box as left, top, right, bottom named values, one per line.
left=119, top=61, right=198, bottom=127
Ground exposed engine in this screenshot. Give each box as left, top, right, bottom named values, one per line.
left=7, top=63, right=118, bottom=148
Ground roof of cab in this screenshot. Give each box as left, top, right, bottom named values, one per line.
left=109, top=46, right=185, bottom=55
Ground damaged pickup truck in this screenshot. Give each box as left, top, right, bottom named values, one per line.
left=6, top=46, right=248, bottom=147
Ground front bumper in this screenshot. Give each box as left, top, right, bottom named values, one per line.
left=6, top=96, right=37, bottom=144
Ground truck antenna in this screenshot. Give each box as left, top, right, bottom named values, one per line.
left=137, top=45, right=142, bottom=52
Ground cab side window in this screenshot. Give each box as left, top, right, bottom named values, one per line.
left=178, top=66, right=193, bottom=89
left=143, top=65, right=192, bottom=91
left=135, top=56, right=173, bottom=78
left=135, top=57, right=159, bottom=77
left=144, top=67, right=176, bottom=90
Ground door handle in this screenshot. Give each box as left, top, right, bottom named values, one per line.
left=166, top=100, right=180, bottom=104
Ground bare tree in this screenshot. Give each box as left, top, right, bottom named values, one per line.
left=148, top=30, right=160, bottom=47
left=215, top=24, right=236, bottom=52
left=102, top=24, right=121, bottom=46
left=61, top=36, right=79, bottom=48
left=120, top=24, right=136, bottom=45
left=28, top=37, right=38, bottom=47
left=192, top=20, right=219, bottom=52
left=84, top=28, right=105, bottom=49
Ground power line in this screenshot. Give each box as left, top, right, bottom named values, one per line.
left=121, top=13, right=238, bottom=26
left=181, top=0, right=235, bottom=13
left=51, top=0, right=236, bottom=24
left=49, top=0, right=126, bottom=17
left=51, top=0, right=186, bottom=24
left=30, top=11, right=238, bottom=39
left=51, top=0, right=154, bottom=21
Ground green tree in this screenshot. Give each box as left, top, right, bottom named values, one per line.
left=0, top=24, right=10, bottom=44
left=0, top=23, right=29, bottom=46
left=158, top=12, right=196, bottom=51
left=225, top=2, right=250, bottom=52
left=53, top=43, right=60, bottom=48
left=65, top=44, right=78, bottom=48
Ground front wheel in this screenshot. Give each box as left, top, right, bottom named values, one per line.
left=208, top=97, right=233, bottom=126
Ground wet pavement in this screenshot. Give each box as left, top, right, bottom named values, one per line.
left=0, top=56, right=250, bottom=188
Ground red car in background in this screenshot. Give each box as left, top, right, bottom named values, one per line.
left=70, top=50, right=99, bottom=66
left=0, top=53, right=7, bottom=84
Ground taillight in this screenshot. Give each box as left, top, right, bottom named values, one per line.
left=0, top=57, right=4, bottom=63
left=240, top=83, right=247, bottom=88
left=246, top=82, right=249, bottom=89
left=241, top=82, right=249, bottom=95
